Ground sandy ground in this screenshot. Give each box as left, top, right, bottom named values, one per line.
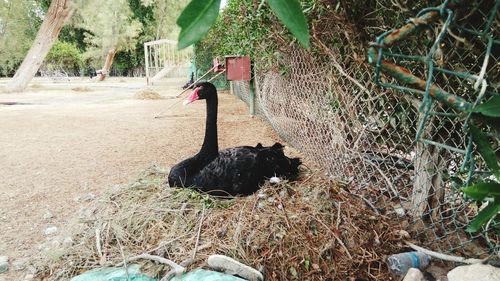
left=0, top=77, right=291, bottom=280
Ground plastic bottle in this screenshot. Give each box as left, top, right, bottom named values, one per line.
left=386, top=251, right=431, bottom=276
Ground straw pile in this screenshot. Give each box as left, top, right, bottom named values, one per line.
left=34, top=166, right=404, bottom=280
left=135, top=88, right=164, bottom=100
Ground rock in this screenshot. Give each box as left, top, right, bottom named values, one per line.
left=44, top=226, right=58, bottom=235
left=23, top=274, right=35, bottom=281
left=74, top=193, right=95, bottom=202
left=43, top=211, right=53, bottom=220
left=403, top=268, right=425, bottom=281
left=448, top=263, right=500, bottom=281
left=0, top=256, right=8, bottom=273
left=62, top=237, right=74, bottom=248
left=12, top=259, right=28, bottom=271
left=78, top=207, right=96, bottom=220
left=50, top=239, right=61, bottom=248
left=207, top=254, right=263, bottom=281
left=394, top=229, right=411, bottom=239
left=393, top=205, right=406, bottom=217
left=25, top=265, right=37, bottom=275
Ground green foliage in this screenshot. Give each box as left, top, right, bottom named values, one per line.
left=0, top=0, right=42, bottom=76
left=471, top=95, right=500, bottom=117
left=76, top=0, right=143, bottom=65
left=177, top=0, right=221, bottom=49
left=462, top=182, right=500, bottom=200
left=177, top=0, right=309, bottom=50
left=461, top=123, right=500, bottom=233
left=45, top=41, right=83, bottom=72
left=462, top=181, right=500, bottom=232
left=469, top=125, right=500, bottom=181
left=465, top=201, right=500, bottom=233
left=141, top=0, right=189, bottom=40
left=267, top=0, right=309, bottom=48
left=193, top=0, right=276, bottom=86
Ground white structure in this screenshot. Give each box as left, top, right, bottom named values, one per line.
left=144, top=39, right=193, bottom=85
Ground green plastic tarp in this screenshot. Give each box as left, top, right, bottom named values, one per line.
left=70, top=264, right=156, bottom=281
left=71, top=266, right=247, bottom=281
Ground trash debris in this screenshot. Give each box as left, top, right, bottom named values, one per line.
left=387, top=251, right=431, bottom=276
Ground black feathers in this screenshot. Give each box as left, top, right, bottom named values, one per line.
left=168, top=82, right=301, bottom=196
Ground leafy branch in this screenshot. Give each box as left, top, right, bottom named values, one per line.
left=176, top=0, right=309, bottom=49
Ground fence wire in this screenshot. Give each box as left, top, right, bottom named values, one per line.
left=230, top=1, right=499, bottom=258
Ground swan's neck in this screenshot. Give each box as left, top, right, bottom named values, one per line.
left=198, top=95, right=218, bottom=158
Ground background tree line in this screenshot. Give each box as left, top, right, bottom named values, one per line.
left=0, top=0, right=187, bottom=77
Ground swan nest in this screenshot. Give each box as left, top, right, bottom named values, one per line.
left=33, top=165, right=404, bottom=280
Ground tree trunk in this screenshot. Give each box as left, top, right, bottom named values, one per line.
left=411, top=142, right=445, bottom=219
left=4, top=0, right=76, bottom=93
left=97, top=47, right=117, bottom=81
left=411, top=111, right=447, bottom=220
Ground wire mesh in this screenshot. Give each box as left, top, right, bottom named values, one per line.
left=229, top=1, right=499, bottom=258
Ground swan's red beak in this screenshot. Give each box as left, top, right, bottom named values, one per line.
left=183, top=87, right=200, bottom=105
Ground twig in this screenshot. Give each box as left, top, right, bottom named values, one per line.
left=122, top=253, right=185, bottom=272
left=147, top=234, right=190, bottom=254
left=171, top=203, right=188, bottom=232
left=405, top=241, right=484, bottom=264
left=233, top=206, right=245, bottom=245
left=192, top=204, right=206, bottom=259
left=313, top=35, right=372, bottom=107
left=175, top=65, right=217, bottom=98
left=117, top=253, right=186, bottom=281
left=346, top=192, right=381, bottom=215
left=316, top=216, right=353, bottom=259
left=116, top=238, right=130, bottom=280
left=485, top=216, right=498, bottom=251
left=277, top=196, right=291, bottom=229
left=336, top=202, right=342, bottom=228
left=362, top=157, right=400, bottom=198
left=95, top=227, right=103, bottom=264
left=101, top=223, right=110, bottom=264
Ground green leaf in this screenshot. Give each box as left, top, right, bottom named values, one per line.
left=470, top=125, right=500, bottom=180
left=266, top=0, right=310, bottom=48
left=471, top=95, right=500, bottom=117
left=466, top=201, right=500, bottom=232
left=176, top=0, right=221, bottom=50
left=462, top=182, right=500, bottom=201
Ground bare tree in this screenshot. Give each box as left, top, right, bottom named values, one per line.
left=4, top=0, right=76, bottom=92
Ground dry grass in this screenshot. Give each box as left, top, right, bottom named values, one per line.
left=135, top=88, right=164, bottom=100
left=34, top=166, right=405, bottom=281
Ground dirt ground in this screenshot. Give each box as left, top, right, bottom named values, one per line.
left=0, top=77, right=292, bottom=280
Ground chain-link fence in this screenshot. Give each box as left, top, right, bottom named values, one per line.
left=230, top=1, right=499, bottom=258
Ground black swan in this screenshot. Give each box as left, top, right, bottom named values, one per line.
left=168, top=82, right=301, bottom=196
